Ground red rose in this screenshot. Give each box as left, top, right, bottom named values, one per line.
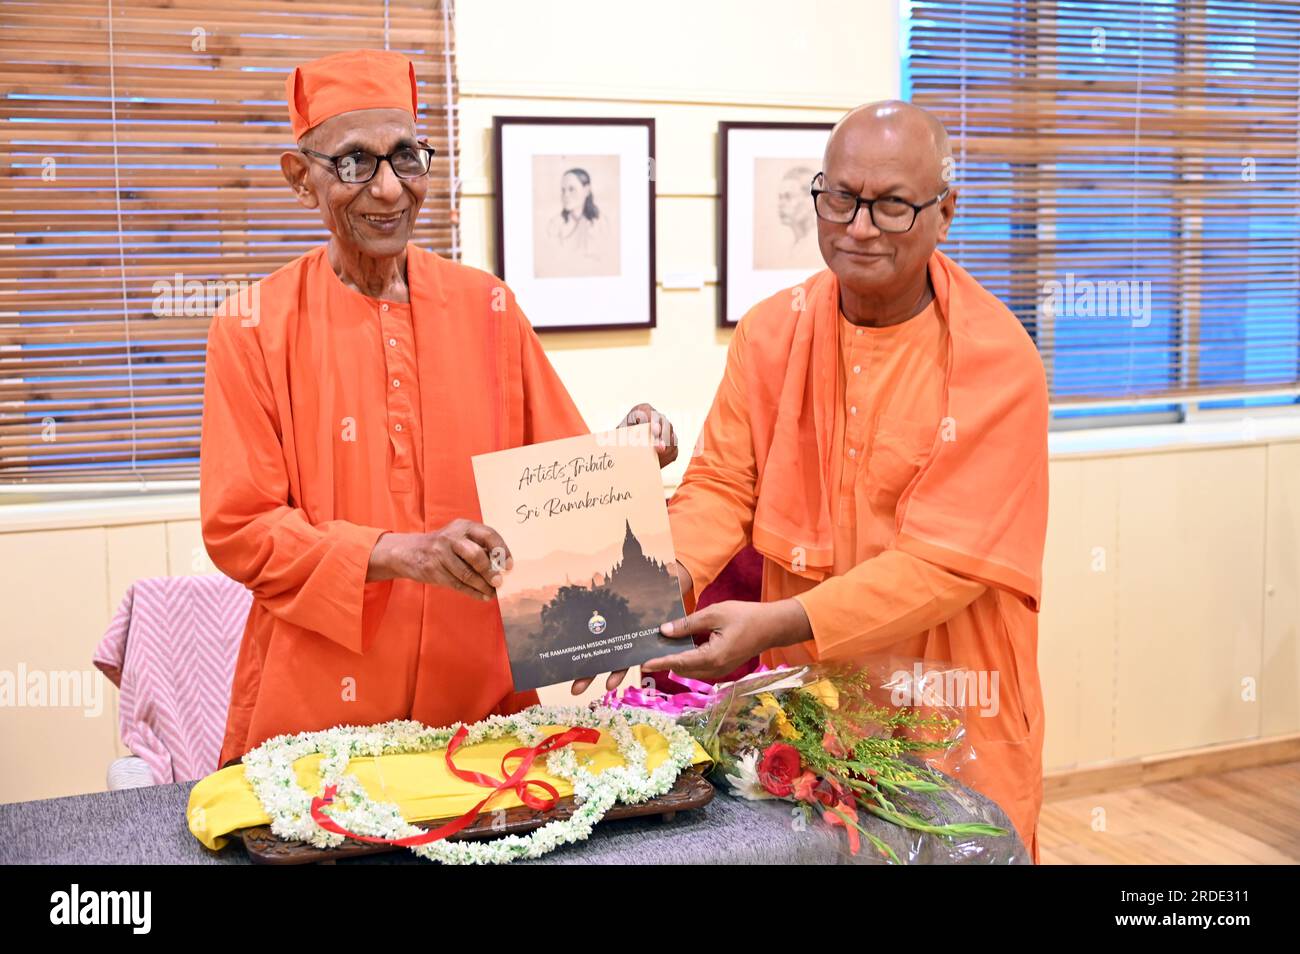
left=757, top=743, right=802, bottom=797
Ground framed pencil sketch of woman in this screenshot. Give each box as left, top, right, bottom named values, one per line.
left=494, top=117, right=655, bottom=331
left=535, top=157, right=619, bottom=278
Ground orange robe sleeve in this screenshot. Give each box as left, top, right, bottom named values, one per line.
left=667, top=321, right=759, bottom=611
left=199, top=305, right=392, bottom=655
left=794, top=550, right=986, bottom=659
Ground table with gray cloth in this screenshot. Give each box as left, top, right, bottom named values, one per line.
left=0, top=776, right=1029, bottom=864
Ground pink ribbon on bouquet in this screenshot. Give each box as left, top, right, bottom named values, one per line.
left=598, top=665, right=791, bottom=716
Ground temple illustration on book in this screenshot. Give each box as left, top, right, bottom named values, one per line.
left=539, top=520, right=679, bottom=641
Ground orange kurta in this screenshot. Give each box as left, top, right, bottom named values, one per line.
left=669, top=253, right=1048, bottom=860
left=200, top=244, right=588, bottom=768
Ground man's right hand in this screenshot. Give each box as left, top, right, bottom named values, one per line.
left=367, top=519, right=512, bottom=601
left=568, top=561, right=695, bottom=696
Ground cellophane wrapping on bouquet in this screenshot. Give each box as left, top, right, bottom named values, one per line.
left=676, top=656, right=1026, bottom=864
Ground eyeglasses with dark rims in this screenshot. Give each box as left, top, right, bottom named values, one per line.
left=299, top=140, right=437, bottom=184
left=810, top=172, right=949, bottom=233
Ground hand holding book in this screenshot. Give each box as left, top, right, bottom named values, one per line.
left=619, top=403, right=678, bottom=469
left=645, top=597, right=813, bottom=679
left=367, top=520, right=513, bottom=601
left=571, top=562, right=813, bottom=693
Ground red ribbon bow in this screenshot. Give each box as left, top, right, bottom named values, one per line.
left=309, top=724, right=601, bottom=847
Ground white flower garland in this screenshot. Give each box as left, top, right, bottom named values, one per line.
left=241, top=704, right=697, bottom=865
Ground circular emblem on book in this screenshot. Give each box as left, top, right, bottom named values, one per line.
left=588, top=610, right=607, bottom=635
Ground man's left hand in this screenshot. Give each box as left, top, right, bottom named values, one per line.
left=620, top=403, right=678, bottom=468
left=641, top=598, right=813, bottom=681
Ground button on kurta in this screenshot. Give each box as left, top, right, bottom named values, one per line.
left=377, top=301, right=420, bottom=494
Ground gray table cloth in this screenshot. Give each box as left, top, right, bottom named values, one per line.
left=0, top=776, right=1028, bottom=865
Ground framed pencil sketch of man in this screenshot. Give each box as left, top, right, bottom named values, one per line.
left=719, top=121, right=833, bottom=327
left=494, top=117, right=655, bottom=331
left=753, top=159, right=823, bottom=270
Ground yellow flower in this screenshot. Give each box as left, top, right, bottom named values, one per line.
left=753, top=692, right=800, bottom=739
left=799, top=679, right=840, bottom=711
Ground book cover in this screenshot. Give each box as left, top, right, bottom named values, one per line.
left=471, top=423, right=686, bottom=690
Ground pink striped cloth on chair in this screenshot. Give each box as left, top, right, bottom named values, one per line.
left=93, top=575, right=251, bottom=784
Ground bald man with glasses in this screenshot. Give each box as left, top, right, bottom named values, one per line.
left=576, top=101, right=1050, bottom=861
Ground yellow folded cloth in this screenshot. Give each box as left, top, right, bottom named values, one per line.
left=188, top=724, right=711, bottom=850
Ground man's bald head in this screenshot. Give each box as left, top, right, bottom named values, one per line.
left=814, top=100, right=957, bottom=313
left=825, top=100, right=952, bottom=191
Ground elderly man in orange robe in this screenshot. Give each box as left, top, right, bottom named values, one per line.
left=577, top=102, right=1049, bottom=860
left=200, top=50, right=676, bottom=769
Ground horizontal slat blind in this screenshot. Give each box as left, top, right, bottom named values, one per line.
left=0, top=0, right=460, bottom=482
left=906, top=0, right=1300, bottom=406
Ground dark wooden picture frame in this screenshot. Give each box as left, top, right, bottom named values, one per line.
left=493, top=116, right=656, bottom=332
left=718, top=120, right=834, bottom=328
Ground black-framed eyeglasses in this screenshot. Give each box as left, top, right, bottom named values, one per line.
left=300, top=141, right=436, bottom=184
left=810, top=173, right=949, bottom=233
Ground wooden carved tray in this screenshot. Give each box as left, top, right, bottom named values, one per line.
left=239, top=767, right=714, bottom=864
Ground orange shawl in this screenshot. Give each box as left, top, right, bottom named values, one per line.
left=746, top=250, right=1049, bottom=609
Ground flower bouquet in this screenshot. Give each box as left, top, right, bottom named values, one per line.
left=678, top=660, right=1008, bottom=863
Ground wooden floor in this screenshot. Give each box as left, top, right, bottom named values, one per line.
left=1040, top=760, right=1300, bottom=864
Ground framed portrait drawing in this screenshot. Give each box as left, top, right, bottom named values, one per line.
left=493, top=116, right=656, bottom=332
left=719, top=121, right=834, bottom=327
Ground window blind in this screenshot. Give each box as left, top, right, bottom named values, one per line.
left=0, top=0, right=460, bottom=482
left=906, top=0, right=1300, bottom=410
